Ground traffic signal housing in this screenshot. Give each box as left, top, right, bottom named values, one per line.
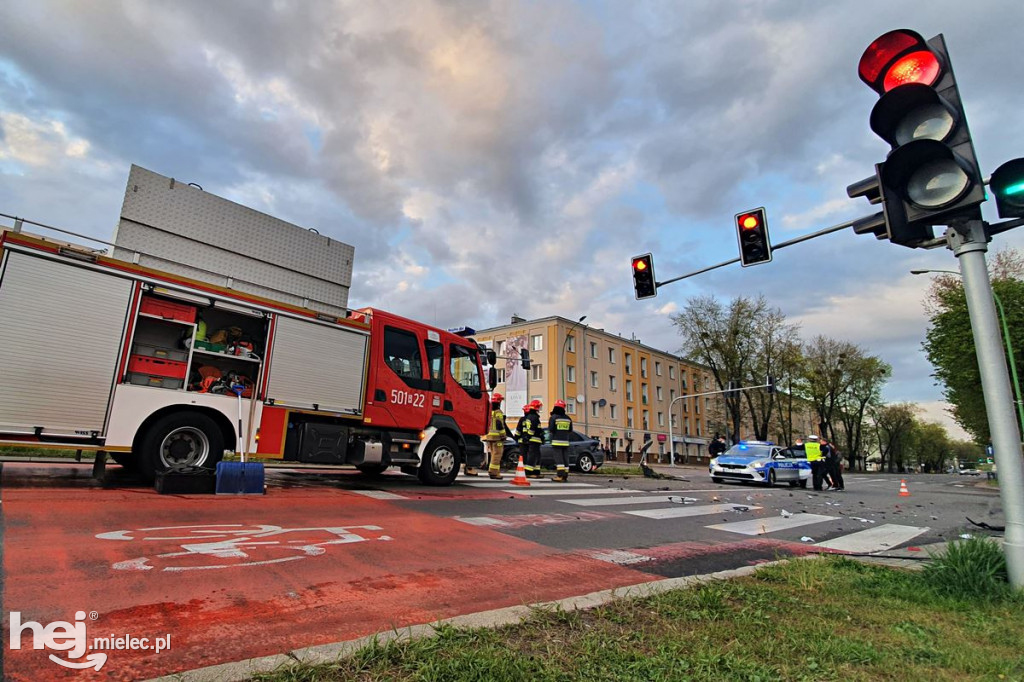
left=991, top=158, right=1024, bottom=219
left=855, top=30, right=984, bottom=246
left=631, top=253, right=657, bottom=299
left=520, top=348, right=531, bottom=371
left=735, top=208, right=772, bottom=266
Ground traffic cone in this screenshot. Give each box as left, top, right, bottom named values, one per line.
left=899, top=479, right=911, bottom=497
left=511, top=456, right=531, bottom=487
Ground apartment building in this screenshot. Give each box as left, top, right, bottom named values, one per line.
left=474, top=315, right=728, bottom=463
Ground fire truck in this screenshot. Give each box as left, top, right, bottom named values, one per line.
left=0, top=175, right=492, bottom=486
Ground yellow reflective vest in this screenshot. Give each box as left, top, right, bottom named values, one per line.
left=805, top=441, right=822, bottom=462
left=484, top=408, right=506, bottom=442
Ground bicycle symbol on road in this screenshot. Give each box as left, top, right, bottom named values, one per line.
left=95, top=524, right=392, bottom=572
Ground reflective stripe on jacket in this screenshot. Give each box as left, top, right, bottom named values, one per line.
left=484, top=408, right=506, bottom=441
left=805, top=441, right=822, bottom=461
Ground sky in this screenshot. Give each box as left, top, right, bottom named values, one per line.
left=2, top=0, right=1022, bottom=440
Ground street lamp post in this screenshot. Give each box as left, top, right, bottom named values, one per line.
left=911, top=269, right=1024, bottom=434
left=560, top=315, right=587, bottom=404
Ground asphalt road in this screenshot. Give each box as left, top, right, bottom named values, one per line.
left=0, top=460, right=1004, bottom=680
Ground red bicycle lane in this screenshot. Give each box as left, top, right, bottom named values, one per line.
left=1, top=464, right=657, bottom=681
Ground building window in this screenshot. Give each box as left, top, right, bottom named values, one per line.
left=704, top=376, right=710, bottom=390
left=566, top=401, right=576, bottom=415
left=531, top=334, right=543, bottom=352
left=642, top=410, right=649, bottom=430
left=497, top=368, right=506, bottom=383
left=656, top=386, right=663, bottom=401
left=592, top=401, right=600, bottom=418
left=681, top=374, right=688, bottom=389
left=532, top=364, right=543, bottom=381
left=669, top=365, right=675, bottom=380
left=591, top=371, right=599, bottom=388
left=497, top=340, right=506, bottom=357
left=609, top=375, right=617, bottom=391
left=626, top=407, right=634, bottom=428
left=640, top=357, right=648, bottom=378
left=567, top=366, right=576, bottom=383
left=641, top=384, right=648, bottom=404
left=657, top=412, right=664, bottom=426
left=671, top=413, right=677, bottom=428
left=610, top=404, right=618, bottom=419
left=683, top=398, right=689, bottom=413
left=590, top=342, right=598, bottom=359
left=695, top=397, right=701, bottom=414
left=608, top=347, right=616, bottom=364
left=655, top=361, right=662, bottom=376
left=624, top=353, right=631, bottom=374
left=566, top=334, right=576, bottom=353
left=697, top=422, right=702, bottom=437
left=669, top=389, right=676, bottom=402
left=625, top=380, right=633, bottom=401
left=684, top=418, right=690, bottom=435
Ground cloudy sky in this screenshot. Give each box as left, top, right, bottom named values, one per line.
left=2, top=0, right=1022, bottom=438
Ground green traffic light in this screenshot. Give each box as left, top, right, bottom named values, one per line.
left=1002, top=180, right=1024, bottom=196
left=991, top=158, right=1024, bottom=218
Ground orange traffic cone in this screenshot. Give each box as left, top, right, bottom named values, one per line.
left=511, top=456, right=531, bottom=487
left=899, top=479, right=911, bottom=497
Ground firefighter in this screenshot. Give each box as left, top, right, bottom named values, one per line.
left=484, top=392, right=514, bottom=480
left=523, top=399, right=544, bottom=478
left=548, top=399, right=573, bottom=482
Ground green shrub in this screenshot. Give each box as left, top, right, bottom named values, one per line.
left=922, top=536, right=1009, bottom=600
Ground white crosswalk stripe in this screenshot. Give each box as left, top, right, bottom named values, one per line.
left=561, top=495, right=680, bottom=507
left=625, top=503, right=763, bottom=520
left=459, top=480, right=598, bottom=488
left=814, top=524, right=929, bottom=553
left=509, top=488, right=635, bottom=496
left=706, top=514, right=838, bottom=535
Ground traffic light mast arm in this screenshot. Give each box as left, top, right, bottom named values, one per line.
left=656, top=217, right=859, bottom=288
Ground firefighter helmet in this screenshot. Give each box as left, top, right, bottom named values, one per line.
left=554, top=399, right=567, bottom=408
left=522, top=405, right=531, bottom=413
left=491, top=392, right=503, bottom=403
left=530, top=399, right=543, bottom=410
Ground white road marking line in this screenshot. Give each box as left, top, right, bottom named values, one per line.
left=588, top=550, right=653, bottom=565
left=562, top=495, right=680, bottom=507
left=454, top=516, right=512, bottom=527
left=459, top=480, right=598, bottom=488
left=814, top=524, right=930, bottom=553
left=508, top=488, right=634, bottom=496
left=625, top=503, right=763, bottom=520
left=349, top=490, right=406, bottom=500
left=706, top=513, right=837, bottom=535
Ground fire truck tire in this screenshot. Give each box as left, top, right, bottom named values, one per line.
left=139, top=412, right=225, bottom=480
left=357, top=463, right=388, bottom=476
left=418, top=435, right=460, bottom=486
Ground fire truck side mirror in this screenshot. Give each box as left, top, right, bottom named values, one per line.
left=488, top=367, right=497, bottom=389
left=486, top=349, right=497, bottom=366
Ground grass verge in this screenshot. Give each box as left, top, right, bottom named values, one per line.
left=255, top=553, right=1024, bottom=681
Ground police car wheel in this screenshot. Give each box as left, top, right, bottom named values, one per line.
left=766, top=469, right=776, bottom=487
left=799, top=479, right=808, bottom=489
left=712, top=476, right=724, bottom=484
left=788, top=480, right=799, bottom=488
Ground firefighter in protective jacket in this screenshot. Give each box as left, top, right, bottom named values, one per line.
left=484, top=392, right=514, bottom=479
left=523, top=400, right=544, bottom=478
left=549, top=399, right=573, bottom=482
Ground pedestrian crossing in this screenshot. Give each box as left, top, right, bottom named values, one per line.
left=454, top=476, right=929, bottom=553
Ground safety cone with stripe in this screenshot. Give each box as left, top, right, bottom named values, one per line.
left=511, top=455, right=531, bottom=486
left=899, top=479, right=911, bottom=497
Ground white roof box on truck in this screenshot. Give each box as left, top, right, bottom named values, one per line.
left=112, top=165, right=355, bottom=317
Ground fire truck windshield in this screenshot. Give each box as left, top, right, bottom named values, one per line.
left=449, top=344, right=482, bottom=397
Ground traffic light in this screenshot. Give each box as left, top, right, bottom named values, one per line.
left=631, top=253, right=657, bottom=299
left=734, top=207, right=772, bottom=266
left=854, top=29, right=984, bottom=246
left=520, top=348, right=531, bottom=371
left=991, top=158, right=1024, bottom=218
left=766, top=375, right=775, bottom=394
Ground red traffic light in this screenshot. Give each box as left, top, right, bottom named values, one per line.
left=632, top=258, right=647, bottom=271
left=858, top=30, right=942, bottom=95
left=739, top=213, right=760, bottom=230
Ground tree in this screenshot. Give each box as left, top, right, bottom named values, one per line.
left=909, top=421, right=952, bottom=473
left=801, top=336, right=858, bottom=442
left=835, top=355, right=890, bottom=472
left=922, top=249, right=1024, bottom=443
left=872, top=403, right=918, bottom=473
left=672, top=295, right=798, bottom=443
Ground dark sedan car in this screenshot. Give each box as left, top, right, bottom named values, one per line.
left=500, top=430, right=604, bottom=473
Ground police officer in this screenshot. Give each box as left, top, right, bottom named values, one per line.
left=523, top=399, right=544, bottom=478
left=805, top=435, right=826, bottom=491
left=484, top=392, right=514, bottom=479
left=548, top=399, right=573, bottom=482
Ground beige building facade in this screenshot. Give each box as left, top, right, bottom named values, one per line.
left=474, top=315, right=729, bottom=463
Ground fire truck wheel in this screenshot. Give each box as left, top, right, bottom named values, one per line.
left=110, top=452, right=139, bottom=472
left=418, top=435, right=460, bottom=486
left=140, top=412, right=225, bottom=480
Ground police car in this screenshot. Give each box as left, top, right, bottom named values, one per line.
left=709, top=441, right=810, bottom=488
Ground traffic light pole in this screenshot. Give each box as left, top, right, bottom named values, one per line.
left=949, top=220, right=1024, bottom=589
